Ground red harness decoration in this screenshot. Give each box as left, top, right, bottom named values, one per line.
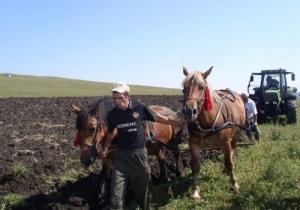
left=74, top=131, right=81, bottom=146
left=204, top=88, right=213, bottom=111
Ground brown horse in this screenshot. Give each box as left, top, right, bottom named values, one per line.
left=72, top=98, right=184, bottom=184
left=181, top=66, right=247, bottom=199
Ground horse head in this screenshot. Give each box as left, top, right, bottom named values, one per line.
left=72, top=104, right=106, bottom=167
left=181, top=66, right=213, bottom=122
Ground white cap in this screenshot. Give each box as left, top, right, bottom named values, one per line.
left=112, top=83, right=130, bottom=93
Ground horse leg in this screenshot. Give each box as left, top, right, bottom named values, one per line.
left=173, top=148, right=184, bottom=177
left=98, top=162, right=112, bottom=205
left=223, top=140, right=239, bottom=193
left=158, top=148, right=169, bottom=183
left=190, top=142, right=201, bottom=199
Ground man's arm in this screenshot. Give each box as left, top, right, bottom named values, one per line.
left=155, top=113, right=184, bottom=126
left=251, top=101, right=258, bottom=125
left=101, top=128, right=117, bottom=158
left=253, top=114, right=258, bottom=125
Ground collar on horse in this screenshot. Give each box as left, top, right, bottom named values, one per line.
left=191, top=89, right=246, bottom=136
left=144, top=119, right=180, bottom=150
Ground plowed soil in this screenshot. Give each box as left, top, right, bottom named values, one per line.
left=0, top=96, right=197, bottom=210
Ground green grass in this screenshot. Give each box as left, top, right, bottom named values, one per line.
left=149, top=102, right=300, bottom=210
left=0, top=193, right=25, bottom=210
left=0, top=73, right=181, bottom=98
left=150, top=127, right=300, bottom=209
left=9, top=163, right=28, bottom=178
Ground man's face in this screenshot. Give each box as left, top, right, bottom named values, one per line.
left=112, top=92, right=130, bottom=110
left=242, top=96, right=248, bottom=103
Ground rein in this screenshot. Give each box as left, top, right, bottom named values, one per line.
left=80, top=119, right=117, bottom=155
left=91, top=124, right=100, bottom=148
left=93, top=120, right=117, bottom=155
left=79, top=120, right=100, bottom=148
left=78, top=118, right=104, bottom=147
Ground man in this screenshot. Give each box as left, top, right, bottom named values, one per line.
left=100, top=83, right=184, bottom=210
left=266, top=75, right=279, bottom=89
left=241, top=93, right=260, bottom=142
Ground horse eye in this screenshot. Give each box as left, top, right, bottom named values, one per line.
left=199, top=86, right=204, bottom=90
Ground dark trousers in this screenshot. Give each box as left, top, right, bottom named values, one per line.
left=246, top=122, right=260, bottom=141
left=110, top=147, right=151, bottom=210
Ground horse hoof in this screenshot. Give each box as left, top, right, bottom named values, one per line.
left=230, top=184, right=240, bottom=193
left=191, top=192, right=201, bottom=199
left=191, top=187, right=201, bottom=199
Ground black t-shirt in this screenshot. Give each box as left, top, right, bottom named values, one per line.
left=107, top=102, right=157, bottom=149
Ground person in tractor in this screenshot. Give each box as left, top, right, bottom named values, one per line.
left=266, top=75, right=279, bottom=89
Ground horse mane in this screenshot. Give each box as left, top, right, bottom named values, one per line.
left=75, top=110, right=88, bottom=130
left=76, top=97, right=115, bottom=130
left=89, top=97, right=115, bottom=122
left=182, top=71, right=206, bottom=87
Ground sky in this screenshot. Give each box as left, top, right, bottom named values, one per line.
left=0, top=0, right=299, bottom=93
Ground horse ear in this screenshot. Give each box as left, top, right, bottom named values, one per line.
left=203, top=66, right=213, bottom=79
left=72, top=104, right=81, bottom=113
left=183, top=66, right=189, bottom=76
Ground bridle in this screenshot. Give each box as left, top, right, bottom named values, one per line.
left=80, top=117, right=104, bottom=148
left=182, top=83, right=206, bottom=121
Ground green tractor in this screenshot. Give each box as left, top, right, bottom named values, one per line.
left=247, top=69, right=297, bottom=124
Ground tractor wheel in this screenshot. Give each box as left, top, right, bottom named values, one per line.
left=287, top=104, right=297, bottom=124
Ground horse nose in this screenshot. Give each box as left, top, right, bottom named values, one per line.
left=192, top=108, right=197, bottom=115
left=191, top=108, right=198, bottom=121
left=182, top=106, right=198, bottom=122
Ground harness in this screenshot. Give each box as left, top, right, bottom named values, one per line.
left=186, top=88, right=247, bottom=136
left=144, top=109, right=182, bottom=150
left=144, top=121, right=176, bottom=150
left=80, top=120, right=113, bottom=152
left=91, top=123, right=100, bottom=148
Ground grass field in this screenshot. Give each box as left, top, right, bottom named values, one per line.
left=150, top=101, right=300, bottom=210
left=0, top=73, right=181, bottom=98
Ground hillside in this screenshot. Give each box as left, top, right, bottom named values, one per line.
left=0, top=73, right=181, bottom=98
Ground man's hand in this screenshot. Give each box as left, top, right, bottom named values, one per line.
left=100, top=130, right=116, bottom=159
left=156, top=113, right=187, bottom=128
